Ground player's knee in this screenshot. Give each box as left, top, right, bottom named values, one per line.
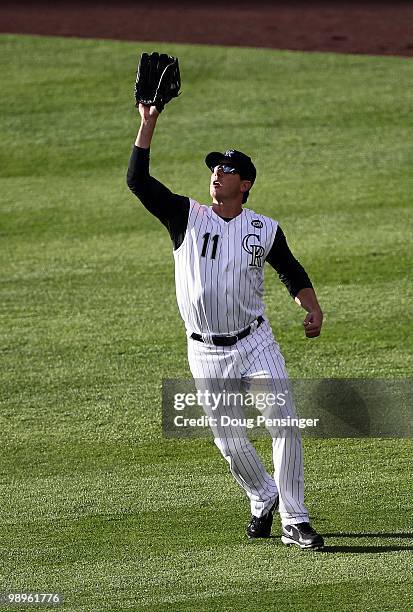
left=214, top=436, right=250, bottom=459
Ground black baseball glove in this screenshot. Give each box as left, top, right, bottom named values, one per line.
left=134, top=52, right=181, bottom=113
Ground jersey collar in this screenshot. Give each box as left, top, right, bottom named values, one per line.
left=211, top=207, right=246, bottom=225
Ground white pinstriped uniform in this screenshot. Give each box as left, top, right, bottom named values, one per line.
left=174, top=200, right=278, bottom=336
left=174, top=200, right=309, bottom=525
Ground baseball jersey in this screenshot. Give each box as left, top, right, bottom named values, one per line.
left=174, top=199, right=277, bottom=334
left=127, top=146, right=313, bottom=335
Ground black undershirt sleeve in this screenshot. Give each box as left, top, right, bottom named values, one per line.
left=265, top=225, right=313, bottom=297
left=126, top=145, right=190, bottom=249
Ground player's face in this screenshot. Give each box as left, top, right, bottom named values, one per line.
left=210, top=164, right=249, bottom=202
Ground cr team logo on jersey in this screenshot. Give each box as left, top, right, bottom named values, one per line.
left=242, top=233, right=265, bottom=268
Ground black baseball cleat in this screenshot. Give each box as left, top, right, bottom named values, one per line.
left=281, top=522, right=324, bottom=549
left=246, top=496, right=279, bottom=539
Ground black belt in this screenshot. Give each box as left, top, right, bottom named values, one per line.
left=190, top=316, right=264, bottom=347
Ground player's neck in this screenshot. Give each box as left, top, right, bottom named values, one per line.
left=211, top=199, right=243, bottom=219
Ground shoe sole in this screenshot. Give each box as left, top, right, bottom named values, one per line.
left=281, top=535, right=324, bottom=550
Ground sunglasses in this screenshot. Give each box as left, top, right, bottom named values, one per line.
left=213, top=164, right=240, bottom=175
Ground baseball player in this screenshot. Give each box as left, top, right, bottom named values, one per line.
left=128, top=55, right=324, bottom=549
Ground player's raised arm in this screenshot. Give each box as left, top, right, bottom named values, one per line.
left=135, top=103, right=159, bottom=149
left=126, top=52, right=189, bottom=249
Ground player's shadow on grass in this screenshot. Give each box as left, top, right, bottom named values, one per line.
left=319, top=532, right=413, bottom=553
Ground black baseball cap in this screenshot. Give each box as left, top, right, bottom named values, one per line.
left=205, top=149, right=257, bottom=185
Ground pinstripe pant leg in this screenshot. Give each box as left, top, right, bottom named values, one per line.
left=241, top=323, right=310, bottom=526
left=188, top=339, right=278, bottom=518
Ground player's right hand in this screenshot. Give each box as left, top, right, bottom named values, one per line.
left=138, top=103, right=160, bottom=121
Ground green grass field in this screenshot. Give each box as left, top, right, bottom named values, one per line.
left=0, top=34, right=412, bottom=611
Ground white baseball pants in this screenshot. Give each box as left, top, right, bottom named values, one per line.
left=187, top=319, right=309, bottom=526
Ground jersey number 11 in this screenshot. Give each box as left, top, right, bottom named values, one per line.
left=201, top=233, right=219, bottom=260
